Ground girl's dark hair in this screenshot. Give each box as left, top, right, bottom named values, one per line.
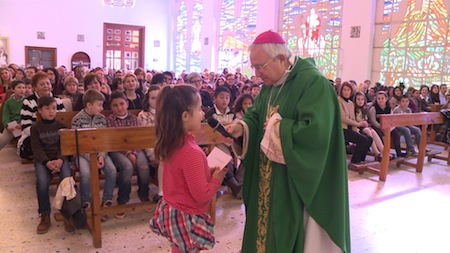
left=142, top=85, right=160, bottom=112
left=393, top=86, right=403, bottom=101
left=353, top=91, right=368, bottom=118
left=429, top=84, right=440, bottom=102
left=154, top=85, right=199, bottom=162
left=15, top=68, right=25, bottom=80
left=372, top=91, right=388, bottom=108
left=234, top=93, right=254, bottom=114
left=111, top=77, right=122, bottom=91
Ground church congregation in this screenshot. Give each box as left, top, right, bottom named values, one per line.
left=1, top=0, right=450, bottom=252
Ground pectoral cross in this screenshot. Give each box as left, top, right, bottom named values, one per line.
left=264, top=105, right=279, bottom=130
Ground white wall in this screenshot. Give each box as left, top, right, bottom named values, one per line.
left=0, top=0, right=377, bottom=81
left=340, top=0, right=376, bottom=83
left=0, top=0, right=173, bottom=70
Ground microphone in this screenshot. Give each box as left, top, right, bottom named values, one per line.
left=207, top=117, right=242, bottom=146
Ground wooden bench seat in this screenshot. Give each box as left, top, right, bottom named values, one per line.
left=23, top=110, right=141, bottom=165
left=427, top=147, right=450, bottom=165
left=59, top=124, right=228, bottom=248
left=355, top=112, right=444, bottom=181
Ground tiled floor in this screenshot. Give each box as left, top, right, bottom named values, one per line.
left=0, top=143, right=449, bottom=253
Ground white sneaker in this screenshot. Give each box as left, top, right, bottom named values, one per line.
left=101, top=200, right=112, bottom=222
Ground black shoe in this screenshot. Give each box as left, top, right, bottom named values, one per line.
left=152, top=194, right=162, bottom=203
left=375, top=154, right=382, bottom=162
left=226, top=177, right=242, bottom=199
left=397, top=152, right=407, bottom=158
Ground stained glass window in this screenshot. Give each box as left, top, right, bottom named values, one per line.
left=217, top=0, right=257, bottom=77
left=175, top=0, right=203, bottom=75
left=175, top=1, right=188, bottom=75
left=279, top=0, right=343, bottom=79
left=372, top=0, right=450, bottom=87
left=190, top=0, right=203, bottom=73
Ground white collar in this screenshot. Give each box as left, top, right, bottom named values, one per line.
left=273, top=55, right=297, bottom=87
left=213, top=104, right=230, bottom=115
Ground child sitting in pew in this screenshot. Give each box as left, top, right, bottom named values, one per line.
left=392, top=95, right=422, bottom=157
left=31, top=96, right=72, bottom=234
left=205, top=86, right=241, bottom=199
left=71, top=90, right=117, bottom=221
left=107, top=91, right=150, bottom=217
left=0, top=80, right=25, bottom=152
left=138, top=85, right=163, bottom=202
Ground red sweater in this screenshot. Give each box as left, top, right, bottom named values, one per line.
left=163, top=133, right=221, bottom=215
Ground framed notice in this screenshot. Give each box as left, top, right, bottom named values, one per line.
left=0, top=37, right=10, bottom=65
left=350, top=26, right=361, bottom=38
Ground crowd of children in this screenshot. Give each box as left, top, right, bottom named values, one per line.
left=336, top=79, right=450, bottom=168
left=1, top=62, right=449, bottom=252
left=0, top=64, right=260, bottom=245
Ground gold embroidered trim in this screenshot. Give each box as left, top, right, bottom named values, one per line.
left=256, top=153, right=272, bottom=253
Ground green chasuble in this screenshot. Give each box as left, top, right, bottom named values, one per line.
left=240, top=57, right=351, bottom=253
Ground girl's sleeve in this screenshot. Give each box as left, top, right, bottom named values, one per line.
left=181, top=151, right=221, bottom=206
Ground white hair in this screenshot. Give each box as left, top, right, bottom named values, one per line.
left=185, top=72, right=201, bottom=84
left=249, top=43, right=293, bottom=63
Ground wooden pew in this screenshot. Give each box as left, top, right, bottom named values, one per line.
left=428, top=104, right=448, bottom=149
left=22, top=110, right=142, bottom=165
left=53, top=109, right=141, bottom=128
left=59, top=124, right=227, bottom=248
left=357, top=112, right=444, bottom=181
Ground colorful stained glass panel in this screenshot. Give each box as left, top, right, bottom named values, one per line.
left=279, top=0, right=343, bottom=80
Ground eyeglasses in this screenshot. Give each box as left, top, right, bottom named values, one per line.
left=251, top=57, right=276, bottom=72
left=191, top=79, right=202, bottom=84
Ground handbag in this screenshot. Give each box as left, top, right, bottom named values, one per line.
left=60, top=185, right=87, bottom=229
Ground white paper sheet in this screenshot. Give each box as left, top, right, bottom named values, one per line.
left=7, top=121, right=21, bottom=137
left=207, top=147, right=232, bottom=170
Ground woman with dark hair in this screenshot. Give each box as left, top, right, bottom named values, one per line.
left=134, top=67, right=146, bottom=96
left=43, top=67, right=63, bottom=96
left=368, top=91, right=406, bottom=157
left=111, top=77, right=124, bottom=92
left=214, top=76, right=225, bottom=89
left=389, top=86, right=403, bottom=109
left=92, top=67, right=111, bottom=95
left=419, top=85, right=432, bottom=112
left=429, top=84, right=440, bottom=104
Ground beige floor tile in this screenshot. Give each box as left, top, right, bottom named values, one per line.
left=0, top=144, right=449, bottom=252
